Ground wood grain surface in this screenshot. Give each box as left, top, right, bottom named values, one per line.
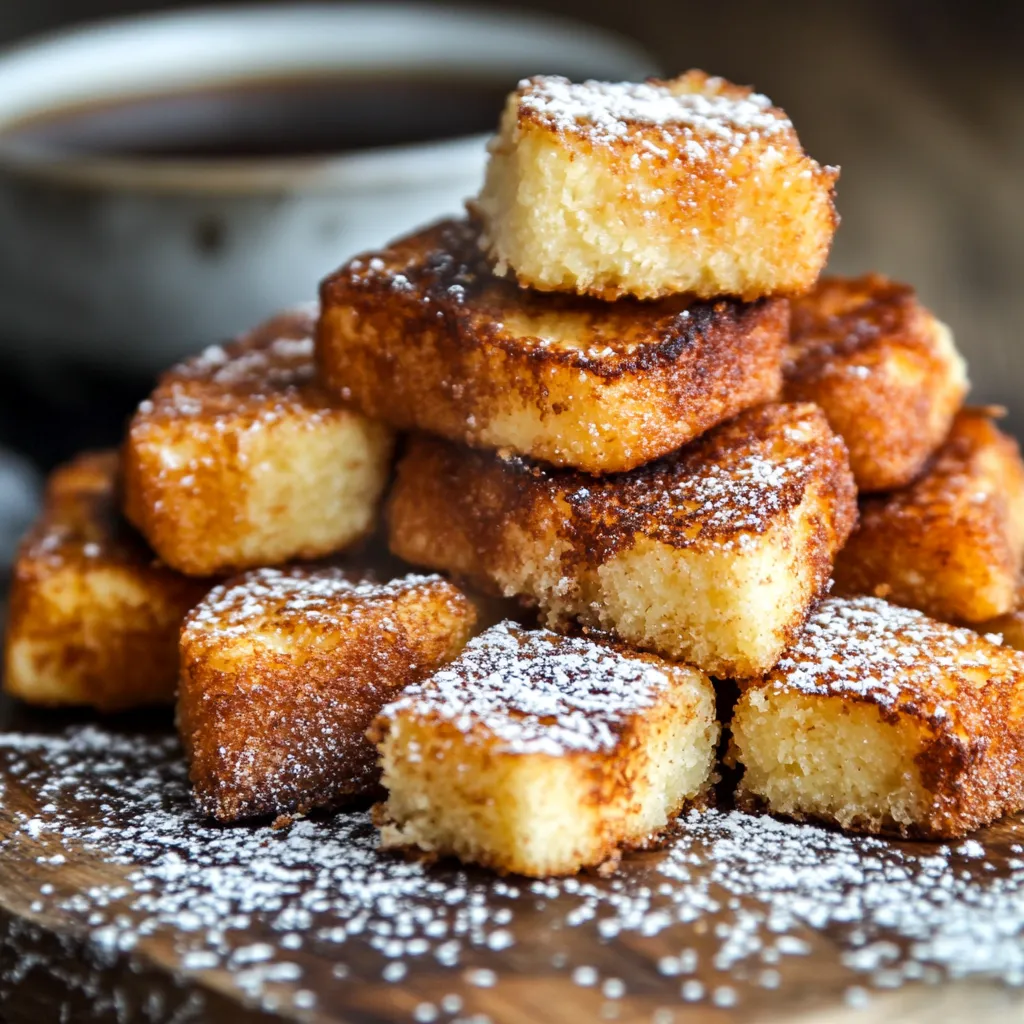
left=0, top=695, right=1022, bottom=1024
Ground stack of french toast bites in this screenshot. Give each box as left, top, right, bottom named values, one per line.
left=5, top=71, right=1024, bottom=878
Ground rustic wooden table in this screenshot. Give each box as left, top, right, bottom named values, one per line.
left=1, top=695, right=1022, bottom=1024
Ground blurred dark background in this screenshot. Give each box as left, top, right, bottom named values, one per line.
left=0, top=0, right=1022, bottom=557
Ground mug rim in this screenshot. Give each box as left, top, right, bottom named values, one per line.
left=0, top=2, right=658, bottom=195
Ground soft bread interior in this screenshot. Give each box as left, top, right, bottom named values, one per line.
left=731, top=688, right=931, bottom=832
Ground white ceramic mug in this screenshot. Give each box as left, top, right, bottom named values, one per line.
left=0, top=3, right=656, bottom=373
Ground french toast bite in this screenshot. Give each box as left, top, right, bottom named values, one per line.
left=123, top=308, right=394, bottom=577
left=318, top=219, right=788, bottom=474
left=473, top=72, right=838, bottom=301
left=388, top=403, right=856, bottom=677
left=783, top=274, right=968, bottom=492
left=3, top=452, right=208, bottom=711
left=730, top=596, right=1024, bottom=839
left=370, top=621, right=719, bottom=877
left=834, top=409, right=1024, bottom=622
left=178, top=566, right=475, bottom=823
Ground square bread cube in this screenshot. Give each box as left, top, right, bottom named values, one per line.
left=178, top=566, right=475, bottom=822
left=474, top=72, right=838, bottom=301
left=123, top=308, right=394, bottom=577
left=388, top=403, right=856, bottom=677
left=318, top=218, right=788, bottom=474
left=3, top=451, right=209, bottom=711
left=783, top=274, right=968, bottom=492
left=370, top=621, right=719, bottom=877
left=834, top=409, right=1024, bottom=622
left=730, top=596, right=1024, bottom=838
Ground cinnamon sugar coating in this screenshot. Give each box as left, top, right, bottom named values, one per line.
left=4, top=451, right=209, bottom=710
left=474, top=72, right=838, bottom=301
left=317, top=218, right=787, bottom=474
left=732, top=596, right=1024, bottom=838
left=371, top=621, right=718, bottom=876
left=123, top=308, right=394, bottom=576
left=783, top=274, right=968, bottom=492
left=834, top=409, right=1024, bottom=622
left=388, top=403, right=856, bottom=676
left=178, top=566, right=475, bottom=822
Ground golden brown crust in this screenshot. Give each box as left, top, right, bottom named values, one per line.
left=178, top=566, right=476, bottom=822
left=123, top=308, right=394, bottom=576
left=834, top=409, right=1024, bottom=622
left=21, top=452, right=134, bottom=564
left=783, top=274, right=968, bottom=492
left=370, top=621, right=718, bottom=876
left=735, top=596, right=1024, bottom=838
left=475, top=72, right=838, bottom=301
left=392, top=402, right=854, bottom=573
left=318, top=218, right=787, bottom=473
left=388, top=403, right=857, bottom=675
left=3, top=452, right=209, bottom=711
left=135, top=309, right=332, bottom=424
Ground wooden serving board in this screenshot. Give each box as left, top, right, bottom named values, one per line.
left=0, top=696, right=1022, bottom=1024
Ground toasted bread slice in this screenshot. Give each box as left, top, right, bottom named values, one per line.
left=783, top=274, right=968, bottom=492
left=123, top=309, right=394, bottom=577
left=473, top=72, right=838, bottom=302
left=371, top=621, right=718, bottom=877
left=318, top=219, right=788, bottom=474
left=388, top=403, right=856, bottom=677
left=971, top=583, right=1024, bottom=651
left=730, top=596, right=1024, bottom=838
left=179, top=566, right=475, bottom=822
left=833, top=409, right=1024, bottom=622
left=3, top=452, right=208, bottom=711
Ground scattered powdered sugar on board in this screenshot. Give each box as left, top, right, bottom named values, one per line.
left=1, top=726, right=1023, bottom=1022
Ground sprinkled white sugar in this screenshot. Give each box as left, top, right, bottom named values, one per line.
left=958, top=840, right=986, bottom=859
left=769, top=596, right=1014, bottom=706
left=2, top=727, right=1023, bottom=1014
left=381, top=622, right=673, bottom=756
left=660, top=450, right=803, bottom=535
left=134, top=312, right=342, bottom=437
left=183, top=566, right=448, bottom=643
left=169, top=333, right=320, bottom=404
left=518, top=76, right=788, bottom=153
left=566, top=405, right=831, bottom=549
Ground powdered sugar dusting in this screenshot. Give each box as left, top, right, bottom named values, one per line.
left=136, top=310, right=343, bottom=429
left=518, top=75, right=789, bottom=155
left=183, top=566, right=450, bottom=645
left=381, top=622, right=675, bottom=756
left=187, top=334, right=316, bottom=390
left=769, top=596, right=1018, bottom=708
left=659, top=450, right=802, bottom=535
left=562, top=404, right=848, bottom=555
left=2, top=727, right=1022, bottom=1016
